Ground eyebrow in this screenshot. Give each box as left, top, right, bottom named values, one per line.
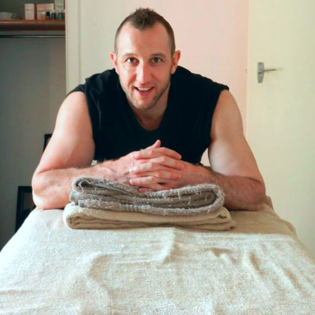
left=121, top=52, right=167, bottom=59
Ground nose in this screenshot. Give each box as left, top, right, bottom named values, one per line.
left=136, top=62, right=151, bottom=84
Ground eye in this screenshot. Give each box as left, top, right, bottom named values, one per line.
left=151, top=57, right=162, bottom=64
left=126, top=57, right=137, bottom=64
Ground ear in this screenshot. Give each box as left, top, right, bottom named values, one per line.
left=110, top=52, right=119, bottom=74
left=171, top=50, right=181, bottom=74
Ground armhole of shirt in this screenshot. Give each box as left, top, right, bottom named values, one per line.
left=198, top=81, right=229, bottom=148
left=67, top=83, right=101, bottom=160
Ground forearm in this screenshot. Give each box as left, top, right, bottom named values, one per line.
left=32, top=162, right=117, bottom=210
left=32, top=141, right=164, bottom=210
left=198, top=166, right=266, bottom=211
left=33, top=167, right=91, bottom=209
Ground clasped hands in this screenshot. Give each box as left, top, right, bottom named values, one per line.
left=105, top=140, right=210, bottom=192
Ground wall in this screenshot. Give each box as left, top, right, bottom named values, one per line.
left=0, top=37, right=66, bottom=249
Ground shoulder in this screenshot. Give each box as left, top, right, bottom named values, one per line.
left=84, top=68, right=119, bottom=93
left=57, top=92, right=91, bottom=133
left=172, top=66, right=229, bottom=92
left=69, top=68, right=118, bottom=96
left=211, top=90, right=244, bottom=139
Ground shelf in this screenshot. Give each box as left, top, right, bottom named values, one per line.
left=0, top=20, right=65, bottom=31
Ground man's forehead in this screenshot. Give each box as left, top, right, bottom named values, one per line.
left=116, top=23, right=171, bottom=53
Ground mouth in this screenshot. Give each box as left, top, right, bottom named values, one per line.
left=134, top=86, right=154, bottom=95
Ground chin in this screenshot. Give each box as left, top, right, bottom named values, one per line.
left=134, top=102, right=156, bottom=111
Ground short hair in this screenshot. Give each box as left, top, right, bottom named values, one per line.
left=114, top=8, right=176, bottom=54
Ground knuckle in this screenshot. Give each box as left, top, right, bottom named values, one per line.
left=159, top=156, right=166, bottom=164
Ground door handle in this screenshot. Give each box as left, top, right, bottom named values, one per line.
left=257, top=62, right=277, bottom=83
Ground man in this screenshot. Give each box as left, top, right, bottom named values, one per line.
left=32, top=8, right=266, bottom=211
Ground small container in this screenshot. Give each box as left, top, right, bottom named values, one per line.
left=50, top=9, right=56, bottom=20
left=40, top=11, right=46, bottom=20
left=45, top=11, right=50, bottom=20
left=0, top=12, right=17, bottom=20
left=25, top=4, right=35, bottom=20
left=57, top=10, right=63, bottom=20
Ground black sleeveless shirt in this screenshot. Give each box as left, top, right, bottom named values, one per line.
left=70, top=66, right=229, bottom=164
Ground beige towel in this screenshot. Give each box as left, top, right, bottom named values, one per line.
left=63, top=202, right=237, bottom=230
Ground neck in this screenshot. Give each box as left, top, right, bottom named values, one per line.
left=129, top=83, right=170, bottom=131
left=134, top=112, right=165, bottom=131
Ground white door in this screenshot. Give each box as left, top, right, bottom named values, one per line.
left=247, top=0, right=315, bottom=255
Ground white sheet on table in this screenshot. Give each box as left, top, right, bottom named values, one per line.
left=0, top=204, right=314, bottom=314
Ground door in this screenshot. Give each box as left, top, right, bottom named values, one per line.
left=247, top=0, right=315, bottom=255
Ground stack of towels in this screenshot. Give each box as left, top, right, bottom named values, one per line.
left=63, top=177, right=237, bottom=231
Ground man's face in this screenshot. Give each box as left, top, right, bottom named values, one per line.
left=110, top=23, right=180, bottom=112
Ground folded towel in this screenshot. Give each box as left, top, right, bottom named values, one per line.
left=63, top=203, right=237, bottom=230
left=70, top=177, right=225, bottom=216
left=64, top=177, right=237, bottom=231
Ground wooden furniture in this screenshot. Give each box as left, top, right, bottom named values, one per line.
left=0, top=20, right=65, bottom=38
left=0, top=20, right=65, bottom=31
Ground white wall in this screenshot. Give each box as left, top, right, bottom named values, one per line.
left=0, top=37, right=66, bottom=249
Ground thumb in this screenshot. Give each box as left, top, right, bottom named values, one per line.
left=147, top=139, right=161, bottom=149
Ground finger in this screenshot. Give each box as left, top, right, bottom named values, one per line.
left=132, top=147, right=182, bottom=160
left=129, top=172, right=181, bottom=186
left=149, top=139, right=161, bottom=149
left=130, top=170, right=182, bottom=181
left=134, top=181, right=172, bottom=191
left=129, top=140, right=160, bottom=159
left=129, top=162, right=167, bottom=173
left=130, top=158, right=184, bottom=173
left=130, top=177, right=164, bottom=190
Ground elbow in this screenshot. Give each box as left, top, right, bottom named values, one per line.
left=32, top=192, right=46, bottom=210
left=251, top=180, right=267, bottom=211
left=32, top=173, right=47, bottom=209
left=32, top=172, right=60, bottom=210
left=32, top=190, right=64, bottom=210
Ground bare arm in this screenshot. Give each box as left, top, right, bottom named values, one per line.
left=205, top=90, right=266, bottom=210
left=129, top=90, right=266, bottom=210
left=32, top=92, right=181, bottom=209
left=32, top=92, right=96, bottom=209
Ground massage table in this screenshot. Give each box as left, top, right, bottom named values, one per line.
left=1, top=204, right=315, bottom=314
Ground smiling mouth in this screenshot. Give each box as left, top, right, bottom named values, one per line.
left=135, top=87, right=154, bottom=92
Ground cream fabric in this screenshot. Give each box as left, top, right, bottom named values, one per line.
left=0, top=205, right=315, bottom=314
left=63, top=203, right=237, bottom=231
